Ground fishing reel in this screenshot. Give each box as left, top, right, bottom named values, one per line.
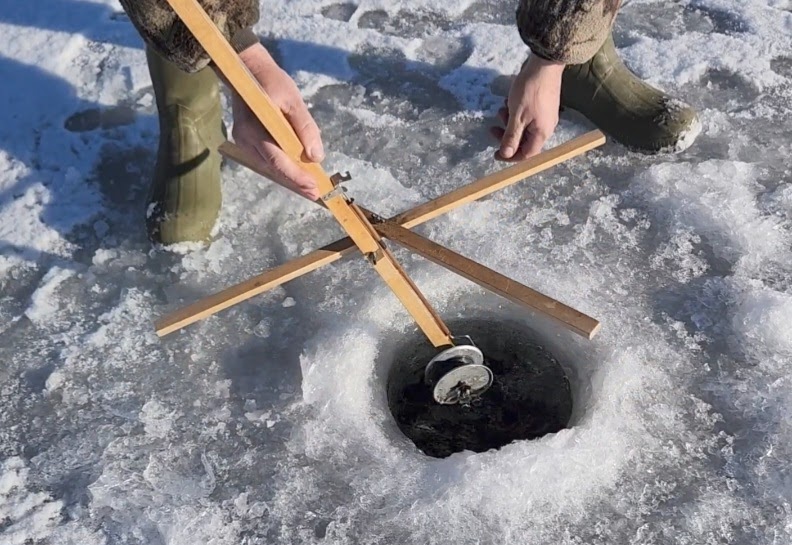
left=424, top=338, right=493, bottom=405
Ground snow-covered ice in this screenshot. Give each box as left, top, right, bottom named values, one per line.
left=1, top=0, right=791, bottom=544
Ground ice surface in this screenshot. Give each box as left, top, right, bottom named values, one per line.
left=1, top=0, right=791, bottom=544
left=0, top=457, right=63, bottom=545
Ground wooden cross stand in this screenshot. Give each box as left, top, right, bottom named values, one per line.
left=156, top=0, right=606, bottom=344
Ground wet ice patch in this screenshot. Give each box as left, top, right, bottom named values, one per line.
left=46, top=287, right=161, bottom=408
left=89, top=440, right=240, bottom=544
left=335, top=104, right=407, bottom=128
left=154, top=505, right=240, bottom=545
left=142, top=448, right=216, bottom=501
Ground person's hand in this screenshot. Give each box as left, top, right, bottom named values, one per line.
left=491, top=55, right=565, bottom=161
left=231, top=43, right=324, bottom=200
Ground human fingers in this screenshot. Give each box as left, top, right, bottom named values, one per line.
left=491, top=126, right=531, bottom=162
left=490, top=126, right=520, bottom=161
left=488, top=106, right=509, bottom=141
left=499, top=106, right=527, bottom=160
left=511, top=125, right=547, bottom=161
left=283, top=98, right=324, bottom=163
left=253, top=137, right=320, bottom=200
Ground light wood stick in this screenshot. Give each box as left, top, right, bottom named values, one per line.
left=374, top=222, right=601, bottom=339
left=394, top=130, right=605, bottom=228
left=163, top=0, right=452, bottom=346
left=155, top=239, right=355, bottom=337
left=155, top=132, right=605, bottom=337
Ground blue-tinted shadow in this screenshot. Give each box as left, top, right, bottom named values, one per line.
left=0, top=54, right=153, bottom=265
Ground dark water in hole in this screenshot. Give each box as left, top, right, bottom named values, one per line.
left=387, top=319, right=573, bottom=458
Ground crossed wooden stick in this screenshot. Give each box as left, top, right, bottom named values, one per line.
left=155, top=0, right=605, bottom=344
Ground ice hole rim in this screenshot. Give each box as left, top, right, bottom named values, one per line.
left=382, top=316, right=580, bottom=458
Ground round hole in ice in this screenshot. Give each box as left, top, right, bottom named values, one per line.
left=386, top=319, right=573, bottom=458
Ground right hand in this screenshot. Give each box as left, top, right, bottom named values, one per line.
left=232, top=44, right=325, bottom=200
left=490, top=55, right=564, bottom=161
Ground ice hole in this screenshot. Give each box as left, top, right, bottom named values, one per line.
left=386, top=319, right=573, bottom=458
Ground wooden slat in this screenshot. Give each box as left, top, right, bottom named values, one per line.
left=156, top=132, right=605, bottom=337
left=393, top=130, right=605, bottom=228
left=155, top=239, right=355, bottom=336
left=164, top=0, right=452, bottom=347
left=374, top=222, right=601, bottom=339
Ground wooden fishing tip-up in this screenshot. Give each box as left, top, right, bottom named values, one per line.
left=155, top=0, right=605, bottom=345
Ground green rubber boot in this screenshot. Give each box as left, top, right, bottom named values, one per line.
left=561, top=34, right=701, bottom=153
left=146, top=47, right=225, bottom=244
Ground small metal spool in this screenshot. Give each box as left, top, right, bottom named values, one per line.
left=424, top=342, right=493, bottom=405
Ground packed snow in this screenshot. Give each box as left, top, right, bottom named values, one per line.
left=1, top=0, right=791, bottom=543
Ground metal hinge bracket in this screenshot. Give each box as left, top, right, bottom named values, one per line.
left=366, top=248, right=385, bottom=265
left=321, top=172, right=353, bottom=202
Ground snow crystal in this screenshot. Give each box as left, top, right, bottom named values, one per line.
left=139, top=400, right=177, bottom=439
left=179, top=236, right=235, bottom=276
left=733, top=286, right=792, bottom=359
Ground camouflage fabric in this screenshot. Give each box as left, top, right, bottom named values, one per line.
left=517, top=0, right=622, bottom=64
left=119, top=0, right=259, bottom=72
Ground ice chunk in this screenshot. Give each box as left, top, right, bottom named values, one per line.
left=733, top=286, right=792, bottom=359
left=24, top=267, right=75, bottom=325
left=139, top=400, right=177, bottom=439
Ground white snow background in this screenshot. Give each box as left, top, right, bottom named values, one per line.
left=1, top=0, right=791, bottom=543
